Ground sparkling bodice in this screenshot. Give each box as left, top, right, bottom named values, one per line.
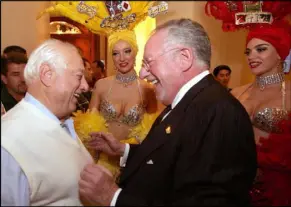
left=100, top=99, right=145, bottom=127
left=253, top=108, right=288, bottom=133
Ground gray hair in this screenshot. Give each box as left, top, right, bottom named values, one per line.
left=24, top=39, right=79, bottom=84
left=155, top=18, right=211, bottom=68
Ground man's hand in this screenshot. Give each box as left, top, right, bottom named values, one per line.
left=79, top=164, right=119, bottom=206
left=88, top=132, right=126, bottom=157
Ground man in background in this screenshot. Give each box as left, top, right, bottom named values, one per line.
left=3, top=45, right=27, bottom=57
left=91, top=59, right=105, bottom=82
left=213, top=65, right=232, bottom=91
left=1, top=45, right=27, bottom=90
left=1, top=53, right=28, bottom=112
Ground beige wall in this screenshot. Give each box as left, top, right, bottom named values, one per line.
left=1, top=1, right=254, bottom=86
left=1, top=1, right=50, bottom=56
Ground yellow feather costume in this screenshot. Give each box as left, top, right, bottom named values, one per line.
left=73, top=110, right=159, bottom=178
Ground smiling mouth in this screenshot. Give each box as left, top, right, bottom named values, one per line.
left=249, top=62, right=261, bottom=69
left=74, top=93, right=80, bottom=98
left=151, top=80, right=158, bottom=84
left=119, top=63, right=128, bottom=67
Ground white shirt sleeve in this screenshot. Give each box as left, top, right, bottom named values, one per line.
left=109, top=143, right=131, bottom=206
left=120, top=143, right=130, bottom=167
left=1, top=147, right=30, bottom=206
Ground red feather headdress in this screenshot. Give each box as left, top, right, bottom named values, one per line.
left=205, top=1, right=291, bottom=32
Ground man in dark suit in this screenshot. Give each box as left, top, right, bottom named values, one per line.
left=78, top=18, right=257, bottom=206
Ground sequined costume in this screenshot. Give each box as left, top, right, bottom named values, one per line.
left=73, top=106, right=159, bottom=178
left=100, top=79, right=145, bottom=128
left=237, top=81, right=290, bottom=206
left=250, top=113, right=291, bottom=206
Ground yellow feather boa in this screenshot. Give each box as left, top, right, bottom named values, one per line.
left=73, top=110, right=159, bottom=178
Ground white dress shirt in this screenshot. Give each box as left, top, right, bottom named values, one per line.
left=1, top=93, right=77, bottom=206
left=110, top=70, right=210, bottom=206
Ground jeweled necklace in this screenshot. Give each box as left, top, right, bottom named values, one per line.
left=116, top=71, right=137, bottom=87
left=255, top=72, right=284, bottom=91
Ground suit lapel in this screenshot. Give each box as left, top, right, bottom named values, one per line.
left=120, top=74, right=216, bottom=182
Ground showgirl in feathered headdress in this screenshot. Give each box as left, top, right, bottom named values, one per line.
left=206, top=1, right=291, bottom=205
left=39, top=1, right=168, bottom=179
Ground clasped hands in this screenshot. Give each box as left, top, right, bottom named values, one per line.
left=79, top=132, right=126, bottom=206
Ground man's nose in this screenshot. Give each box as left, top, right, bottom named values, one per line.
left=20, top=74, right=25, bottom=82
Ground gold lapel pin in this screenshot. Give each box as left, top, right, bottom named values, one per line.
left=165, top=126, right=171, bottom=134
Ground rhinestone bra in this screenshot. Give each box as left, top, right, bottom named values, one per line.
left=99, top=79, right=145, bottom=127
left=253, top=108, right=288, bottom=133
left=237, top=75, right=288, bottom=133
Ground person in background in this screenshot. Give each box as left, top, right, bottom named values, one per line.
left=1, top=39, right=93, bottom=206
left=2, top=46, right=27, bottom=90
left=82, top=57, right=94, bottom=89
left=1, top=53, right=28, bottom=112
left=78, top=18, right=257, bottom=206
left=91, top=59, right=106, bottom=82
left=3, top=45, right=27, bottom=58
left=75, top=58, right=93, bottom=112
left=213, top=64, right=232, bottom=91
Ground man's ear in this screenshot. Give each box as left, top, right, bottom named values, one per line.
left=1, top=74, right=8, bottom=85
left=39, top=63, right=55, bottom=87
left=179, top=48, right=193, bottom=72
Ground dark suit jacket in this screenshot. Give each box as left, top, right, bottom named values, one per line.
left=116, top=74, right=257, bottom=206
left=1, top=85, right=18, bottom=112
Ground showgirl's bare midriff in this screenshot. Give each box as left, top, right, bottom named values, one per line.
left=107, top=121, right=132, bottom=141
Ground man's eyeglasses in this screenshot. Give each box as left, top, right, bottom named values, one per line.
left=142, top=48, right=181, bottom=72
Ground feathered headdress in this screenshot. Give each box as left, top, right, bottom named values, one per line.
left=38, top=1, right=168, bottom=56
left=205, top=1, right=291, bottom=32
left=37, top=1, right=168, bottom=35
left=205, top=1, right=291, bottom=72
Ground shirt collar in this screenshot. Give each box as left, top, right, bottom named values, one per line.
left=171, top=70, right=210, bottom=109
left=23, top=93, right=72, bottom=124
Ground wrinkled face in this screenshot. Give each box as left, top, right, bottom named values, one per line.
left=50, top=50, right=89, bottom=118
left=216, top=69, right=231, bottom=87
left=245, top=38, right=280, bottom=76
left=1, top=62, right=27, bottom=95
left=140, top=31, right=183, bottom=106
left=112, top=40, right=136, bottom=73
